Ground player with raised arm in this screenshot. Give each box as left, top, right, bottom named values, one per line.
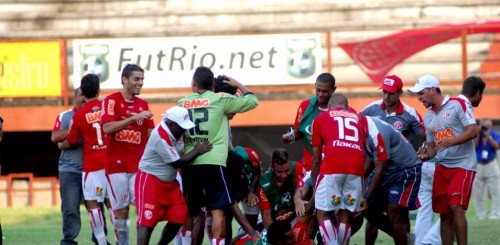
left=101, top=64, right=155, bottom=245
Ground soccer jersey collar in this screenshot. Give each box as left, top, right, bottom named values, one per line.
left=380, top=100, right=404, bottom=115
left=430, top=95, right=450, bottom=113
left=457, top=94, right=472, bottom=107
left=159, top=120, right=178, bottom=144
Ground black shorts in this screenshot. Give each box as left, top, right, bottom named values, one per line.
left=181, top=164, right=233, bottom=215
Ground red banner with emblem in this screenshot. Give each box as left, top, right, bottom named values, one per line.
left=338, top=20, right=500, bottom=84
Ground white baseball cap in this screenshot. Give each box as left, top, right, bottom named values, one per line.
left=163, top=106, right=195, bottom=129
left=407, top=75, right=440, bottom=93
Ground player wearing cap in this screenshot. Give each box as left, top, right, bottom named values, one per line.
left=135, top=106, right=212, bottom=245
left=408, top=74, right=481, bottom=245
left=178, top=66, right=258, bottom=245
left=360, top=114, right=422, bottom=245
left=101, top=64, right=155, bottom=244
left=59, top=74, right=109, bottom=244
left=361, top=75, right=425, bottom=245
left=282, top=73, right=336, bottom=171
left=311, top=94, right=366, bottom=245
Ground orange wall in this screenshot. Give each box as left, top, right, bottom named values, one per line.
left=2, top=94, right=499, bottom=132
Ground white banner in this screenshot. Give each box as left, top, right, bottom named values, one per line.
left=72, top=33, right=322, bottom=89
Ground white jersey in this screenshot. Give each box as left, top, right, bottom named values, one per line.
left=424, top=95, right=477, bottom=171
left=138, top=120, right=184, bottom=182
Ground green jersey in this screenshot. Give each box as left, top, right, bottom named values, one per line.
left=178, top=91, right=258, bottom=166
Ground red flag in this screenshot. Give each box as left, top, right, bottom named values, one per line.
left=338, top=20, right=500, bottom=83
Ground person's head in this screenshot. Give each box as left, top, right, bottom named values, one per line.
left=315, top=73, right=336, bottom=105
left=271, top=148, right=291, bottom=189
left=461, top=76, right=486, bottom=107
left=214, top=75, right=238, bottom=119
left=121, top=64, right=145, bottom=96
left=380, top=75, right=403, bottom=108
left=480, top=118, right=493, bottom=132
left=408, top=74, right=441, bottom=108
left=163, top=106, right=196, bottom=139
left=328, top=94, right=349, bottom=110
left=193, top=66, right=214, bottom=91
left=267, top=220, right=294, bottom=245
left=74, top=87, right=86, bottom=109
left=80, top=74, right=100, bottom=99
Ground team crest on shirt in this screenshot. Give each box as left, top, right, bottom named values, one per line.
left=120, top=194, right=128, bottom=203
left=92, top=106, right=100, bottom=112
left=331, top=195, right=341, bottom=205
left=343, top=194, right=356, bottom=206
left=144, top=210, right=153, bottom=220
left=137, top=119, right=144, bottom=126
left=443, top=112, right=450, bottom=120
left=393, top=121, right=403, bottom=130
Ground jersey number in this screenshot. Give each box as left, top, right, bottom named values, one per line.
left=188, top=108, right=209, bottom=135
left=333, top=116, right=359, bottom=142
left=92, top=122, right=104, bottom=146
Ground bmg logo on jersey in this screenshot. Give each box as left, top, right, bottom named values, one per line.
left=79, top=44, right=110, bottom=82
left=286, top=38, right=316, bottom=78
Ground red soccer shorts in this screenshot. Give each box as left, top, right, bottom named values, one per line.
left=432, top=165, right=475, bottom=214
left=135, top=170, right=187, bottom=227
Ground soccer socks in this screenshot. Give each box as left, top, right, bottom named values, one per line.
left=212, top=238, right=225, bottom=245
left=177, top=229, right=192, bottom=245
left=319, top=219, right=338, bottom=245
left=337, top=223, right=351, bottom=245
left=89, top=208, right=107, bottom=245
left=114, top=218, right=129, bottom=245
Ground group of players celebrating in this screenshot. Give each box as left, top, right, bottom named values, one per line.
left=59, top=62, right=486, bottom=245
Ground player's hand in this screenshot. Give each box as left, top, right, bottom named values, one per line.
left=294, top=198, right=307, bottom=217
left=282, top=127, right=295, bottom=144
left=193, top=142, right=213, bottom=155
left=134, top=111, right=153, bottom=120
left=435, top=138, right=453, bottom=151
left=359, top=198, right=369, bottom=212
left=246, top=193, right=258, bottom=206
left=250, top=232, right=261, bottom=245
left=418, top=153, right=429, bottom=161
left=222, top=76, right=242, bottom=88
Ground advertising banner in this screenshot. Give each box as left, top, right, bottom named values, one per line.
left=0, top=41, right=62, bottom=97
left=72, top=33, right=322, bottom=89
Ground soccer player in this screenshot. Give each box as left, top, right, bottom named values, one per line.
left=51, top=87, right=86, bottom=245
left=101, top=64, right=155, bottom=244
left=311, top=94, right=366, bottom=245
left=135, top=106, right=212, bottom=245
left=258, top=148, right=309, bottom=244
left=178, top=66, right=258, bottom=245
left=361, top=74, right=425, bottom=245
left=360, top=115, right=422, bottom=245
left=409, top=74, right=484, bottom=245
left=59, top=74, right=109, bottom=244
left=282, top=73, right=336, bottom=171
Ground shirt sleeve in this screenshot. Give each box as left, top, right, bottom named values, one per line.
left=221, top=93, right=259, bottom=114
left=156, top=138, right=181, bottom=164
left=311, top=116, right=322, bottom=147
left=66, top=115, right=81, bottom=145
left=53, top=114, right=62, bottom=131
left=294, top=162, right=305, bottom=188
left=293, top=100, right=308, bottom=130
left=258, top=186, right=271, bottom=211
left=101, top=97, right=117, bottom=125
left=410, top=110, right=426, bottom=137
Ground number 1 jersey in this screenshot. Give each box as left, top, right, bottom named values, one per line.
left=66, top=99, right=106, bottom=172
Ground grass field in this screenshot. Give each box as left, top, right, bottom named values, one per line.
left=1, top=202, right=500, bottom=244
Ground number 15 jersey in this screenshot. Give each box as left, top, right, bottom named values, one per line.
left=311, top=108, right=366, bottom=176
left=178, top=91, right=258, bottom=167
